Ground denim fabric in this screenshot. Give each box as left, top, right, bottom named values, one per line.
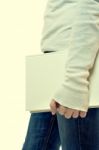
left=22, top=112, right=61, bottom=150
left=56, top=108, right=99, bottom=150
left=22, top=51, right=99, bottom=150
left=22, top=108, right=99, bottom=150
left=22, top=51, right=61, bottom=150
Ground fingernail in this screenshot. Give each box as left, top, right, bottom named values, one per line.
left=52, top=112, right=55, bottom=115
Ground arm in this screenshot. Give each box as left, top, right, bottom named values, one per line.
left=52, top=0, right=99, bottom=112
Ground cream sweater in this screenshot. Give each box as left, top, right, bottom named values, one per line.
left=40, top=0, right=99, bottom=112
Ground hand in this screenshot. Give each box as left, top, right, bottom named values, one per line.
left=50, top=99, right=87, bottom=119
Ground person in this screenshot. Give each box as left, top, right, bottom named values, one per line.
left=22, top=0, right=99, bottom=149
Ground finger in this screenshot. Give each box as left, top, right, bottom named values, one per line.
left=64, top=108, right=73, bottom=119
left=49, top=99, right=57, bottom=115
left=79, top=111, right=87, bottom=118
left=57, top=105, right=67, bottom=115
left=72, top=110, right=79, bottom=118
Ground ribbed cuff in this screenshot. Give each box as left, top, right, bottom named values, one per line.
left=52, top=85, right=89, bottom=112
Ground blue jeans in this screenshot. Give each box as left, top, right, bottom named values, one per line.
left=22, top=51, right=99, bottom=149
left=57, top=108, right=99, bottom=150
left=22, top=51, right=61, bottom=150
left=22, top=108, right=99, bottom=150
left=22, top=112, right=61, bottom=150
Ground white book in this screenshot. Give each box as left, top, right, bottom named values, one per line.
left=25, top=51, right=99, bottom=112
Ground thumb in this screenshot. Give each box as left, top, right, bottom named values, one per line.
left=50, top=99, right=59, bottom=115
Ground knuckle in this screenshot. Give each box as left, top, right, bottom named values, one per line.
left=72, top=110, right=79, bottom=118
left=65, top=116, right=71, bottom=119
left=64, top=114, right=71, bottom=119
left=60, top=112, right=64, bottom=115
left=72, top=114, right=79, bottom=118
left=58, top=110, right=64, bottom=115
left=80, top=114, right=86, bottom=118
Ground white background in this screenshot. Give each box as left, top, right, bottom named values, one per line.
left=0, top=0, right=62, bottom=149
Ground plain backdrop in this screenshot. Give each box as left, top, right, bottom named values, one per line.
left=0, top=0, right=62, bottom=149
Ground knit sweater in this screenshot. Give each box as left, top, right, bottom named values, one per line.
left=40, top=0, right=99, bottom=112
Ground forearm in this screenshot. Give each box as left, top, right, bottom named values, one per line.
left=52, top=0, right=99, bottom=111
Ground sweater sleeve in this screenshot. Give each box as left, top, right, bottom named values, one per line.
left=52, top=0, right=99, bottom=112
